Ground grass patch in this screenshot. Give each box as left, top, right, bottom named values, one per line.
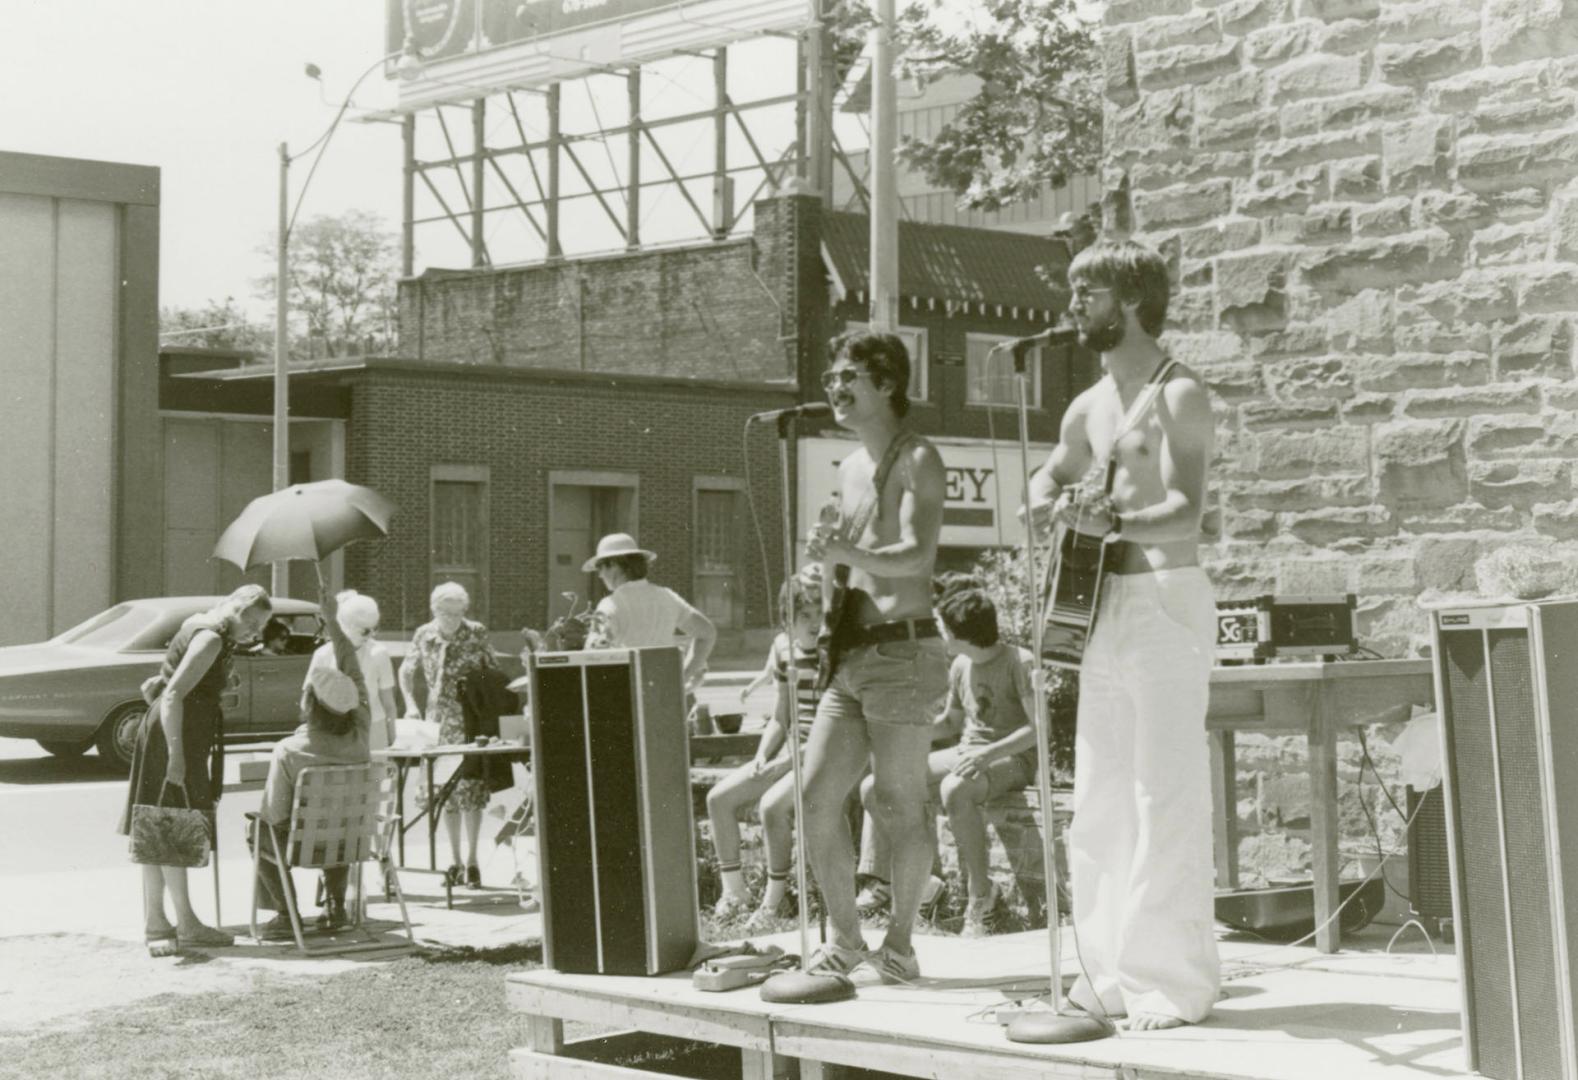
left=6, top=943, right=549, bottom=1080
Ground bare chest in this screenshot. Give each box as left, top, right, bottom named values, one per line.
left=1085, top=404, right=1165, bottom=483
left=837, top=459, right=905, bottom=541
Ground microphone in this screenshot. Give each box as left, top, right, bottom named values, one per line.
left=994, top=325, right=1080, bottom=358
left=749, top=402, right=833, bottom=424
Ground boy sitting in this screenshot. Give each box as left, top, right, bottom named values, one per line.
left=926, top=581, right=1039, bottom=936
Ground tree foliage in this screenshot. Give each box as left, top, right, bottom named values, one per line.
left=256, top=209, right=399, bottom=359
left=829, top=0, right=1103, bottom=212
left=158, top=296, right=272, bottom=354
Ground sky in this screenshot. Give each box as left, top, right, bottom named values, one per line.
left=4, top=2, right=404, bottom=316
left=0, top=0, right=823, bottom=322
left=2, top=1, right=1052, bottom=322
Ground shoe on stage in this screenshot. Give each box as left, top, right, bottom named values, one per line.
left=850, top=943, right=920, bottom=987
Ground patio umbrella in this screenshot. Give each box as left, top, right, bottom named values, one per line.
left=213, top=479, right=396, bottom=570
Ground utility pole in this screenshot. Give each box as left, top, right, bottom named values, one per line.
left=272, top=142, right=291, bottom=598
left=868, top=0, right=899, bottom=332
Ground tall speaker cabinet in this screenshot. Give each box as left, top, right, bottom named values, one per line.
left=1432, top=600, right=1578, bottom=1080
left=528, top=647, right=698, bottom=976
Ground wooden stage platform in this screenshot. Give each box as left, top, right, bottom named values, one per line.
left=505, top=927, right=1468, bottom=1080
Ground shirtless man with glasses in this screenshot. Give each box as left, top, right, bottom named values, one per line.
left=799, top=329, right=950, bottom=986
left=1025, top=238, right=1220, bottom=1030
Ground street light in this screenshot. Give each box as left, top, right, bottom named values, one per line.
left=271, top=40, right=424, bottom=596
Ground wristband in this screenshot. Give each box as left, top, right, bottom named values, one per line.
left=1110, top=511, right=1123, bottom=536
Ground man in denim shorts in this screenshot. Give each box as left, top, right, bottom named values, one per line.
left=801, top=330, right=949, bottom=985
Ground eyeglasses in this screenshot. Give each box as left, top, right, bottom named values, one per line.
left=1069, top=284, right=1113, bottom=303
left=820, top=368, right=869, bottom=391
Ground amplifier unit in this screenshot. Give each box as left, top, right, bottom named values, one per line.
left=1432, top=600, right=1578, bottom=1080
left=1216, top=594, right=1357, bottom=661
left=1407, top=785, right=1453, bottom=922
left=528, top=647, right=698, bottom=976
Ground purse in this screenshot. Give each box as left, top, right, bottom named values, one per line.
left=129, top=783, right=212, bottom=868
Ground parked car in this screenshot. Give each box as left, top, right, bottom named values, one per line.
left=0, top=597, right=328, bottom=771
left=0, top=597, right=529, bottom=772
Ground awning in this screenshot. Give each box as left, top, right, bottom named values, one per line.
left=819, top=210, right=1070, bottom=318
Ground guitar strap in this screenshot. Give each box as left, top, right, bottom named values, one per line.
left=1101, top=358, right=1178, bottom=497
left=825, top=430, right=915, bottom=620
left=840, top=431, right=914, bottom=549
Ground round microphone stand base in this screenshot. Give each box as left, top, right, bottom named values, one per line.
left=1006, top=1011, right=1117, bottom=1044
left=759, top=970, right=856, bottom=1004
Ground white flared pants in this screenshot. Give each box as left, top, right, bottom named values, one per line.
left=1067, top=567, right=1221, bottom=1023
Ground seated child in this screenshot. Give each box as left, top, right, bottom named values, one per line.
left=705, top=566, right=821, bottom=925
left=862, top=580, right=1038, bottom=937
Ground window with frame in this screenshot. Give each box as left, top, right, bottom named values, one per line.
left=693, top=481, right=746, bottom=630
left=839, top=322, right=929, bottom=403
left=966, top=333, right=1042, bottom=408
left=431, top=466, right=489, bottom=621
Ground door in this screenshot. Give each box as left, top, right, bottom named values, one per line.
left=162, top=418, right=272, bottom=596
left=232, top=654, right=302, bottom=735
left=693, top=484, right=746, bottom=630
left=226, top=610, right=323, bottom=737
left=547, top=477, right=637, bottom=624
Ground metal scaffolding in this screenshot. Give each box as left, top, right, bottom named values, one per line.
left=395, top=19, right=857, bottom=277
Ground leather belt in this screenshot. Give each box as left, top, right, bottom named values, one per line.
left=841, top=617, right=940, bottom=649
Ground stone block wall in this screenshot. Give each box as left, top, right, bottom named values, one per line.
left=1105, top=0, right=1578, bottom=653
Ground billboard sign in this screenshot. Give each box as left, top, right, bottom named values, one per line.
left=388, top=0, right=813, bottom=107
left=797, top=435, right=1054, bottom=554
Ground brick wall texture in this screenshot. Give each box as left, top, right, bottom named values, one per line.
left=343, top=365, right=792, bottom=634
left=1105, top=0, right=1578, bottom=653
left=400, top=213, right=800, bottom=383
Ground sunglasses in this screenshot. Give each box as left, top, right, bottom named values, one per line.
left=1069, top=284, right=1114, bottom=303
left=820, top=368, right=870, bottom=391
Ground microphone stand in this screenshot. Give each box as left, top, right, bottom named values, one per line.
left=1004, top=340, right=1112, bottom=1044
left=752, top=408, right=858, bottom=1006
left=775, top=409, right=814, bottom=973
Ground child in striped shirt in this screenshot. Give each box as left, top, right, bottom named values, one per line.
left=706, top=566, right=821, bottom=924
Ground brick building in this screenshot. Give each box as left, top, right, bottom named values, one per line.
left=178, top=194, right=1083, bottom=645
left=1103, top=0, right=1578, bottom=654
left=380, top=192, right=1084, bottom=633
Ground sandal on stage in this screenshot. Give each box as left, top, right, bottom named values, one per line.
left=466, top=865, right=482, bottom=889
left=444, top=864, right=464, bottom=888
left=146, top=929, right=179, bottom=958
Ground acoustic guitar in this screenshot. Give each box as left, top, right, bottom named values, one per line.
left=1037, top=488, right=1111, bottom=670
left=1036, top=358, right=1178, bottom=670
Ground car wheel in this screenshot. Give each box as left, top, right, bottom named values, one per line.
left=37, top=738, right=92, bottom=758
left=96, top=702, right=147, bottom=773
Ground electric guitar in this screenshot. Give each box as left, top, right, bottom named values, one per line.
left=814, top=432, right=913, bottom=690
left=814, top=499, right=850, bottom=692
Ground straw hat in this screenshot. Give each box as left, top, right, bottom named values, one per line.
left=582, top=533, right=658, bottom=573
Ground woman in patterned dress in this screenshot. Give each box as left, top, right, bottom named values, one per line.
left=120, top=584, right=273, bottom=956
left=398, top=581, right=496, bottom=888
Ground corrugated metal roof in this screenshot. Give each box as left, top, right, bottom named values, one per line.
left=820, top=210, right=1070, bottom=316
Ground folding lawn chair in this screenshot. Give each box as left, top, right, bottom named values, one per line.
left=248, top=762, right=415, bottom=955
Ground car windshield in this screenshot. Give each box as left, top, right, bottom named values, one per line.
left=54, top=604, right=164, bottom=649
